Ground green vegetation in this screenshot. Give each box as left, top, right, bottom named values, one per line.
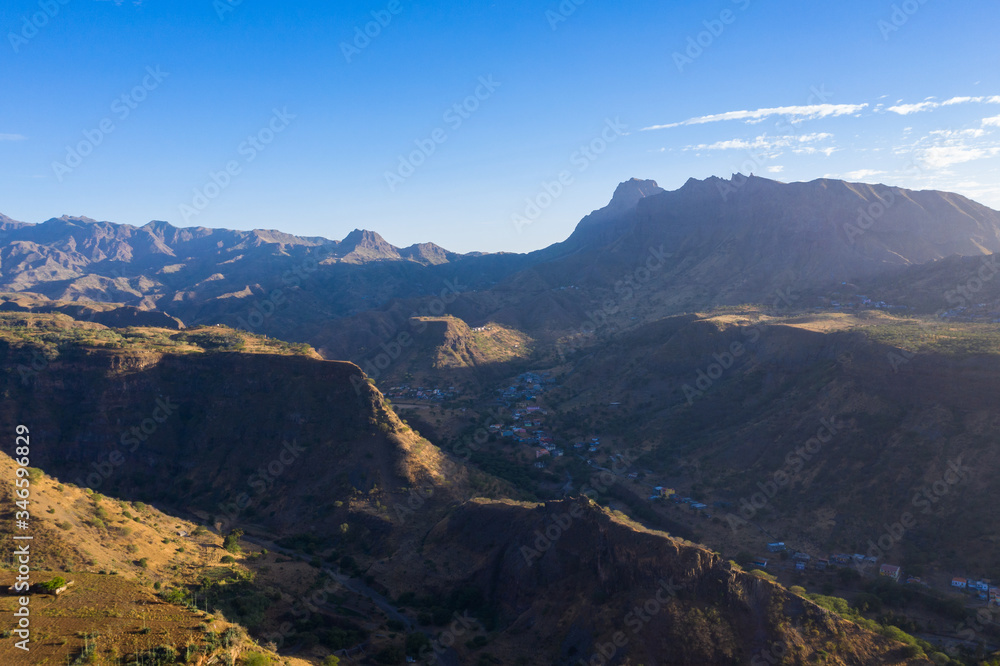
left=0, top=313, right=316, bottom=359
left=223, top=528, right=244, bottom=554
left=807, top=593, right=932, bottom=659
left=40, top=576, right=67, bottom=593
left=862, top=317, right=1000, bottom=357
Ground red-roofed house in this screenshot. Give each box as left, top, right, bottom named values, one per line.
left=879, top=564, right=901, bottom=582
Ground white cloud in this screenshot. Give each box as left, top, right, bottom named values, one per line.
left=920, top=145, right=1000, bottom=169
left=766, top=166, right=785, bottom=173
left=930, top=129, right=987, bottom=139
left=887, top=101, right=939, bottom=115
left=792, top=146, right=838, bottom=157
left=844, top=169, right=885, bottom=181
left=887, top=95, right=1000, bottom=116
left=0, top=134, right=26, bottom=141
left=984, top=115, right=1000, bottom=127
left=642, top=104, right=867, bottom=131
left=685, top=132, right=833, bottom=152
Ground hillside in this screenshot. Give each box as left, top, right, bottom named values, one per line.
left=4, top=176, right=1000, bottom=366
left=530, top=310, right=1000, bottom=581
left=0, top=455, right=293, bottom=666
left=378, top=497, right=924, bottom=665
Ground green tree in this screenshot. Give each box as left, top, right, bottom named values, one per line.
left=40, top=576, right=67, bottom=593
left=223, top=528, right=244, bottom=554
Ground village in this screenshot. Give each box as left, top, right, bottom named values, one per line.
left=422, top=360, right=1000, bottom=654
left=383, top=384, right=458, bottom=404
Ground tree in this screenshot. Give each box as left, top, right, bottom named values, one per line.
left=40, top=576, right=66, bottom=593
left=223, top=528, right=244, bottom=554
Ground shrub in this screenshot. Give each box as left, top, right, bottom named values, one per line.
left=223, top=528, right=244, bottom=554
left=40, top=576, right=67, bottom=593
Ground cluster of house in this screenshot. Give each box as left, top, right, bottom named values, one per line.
left=937, top=303, right=1000, bottom=323
left=492, top=408, right=567, bottom=468
left=950, top=577, right=1000, bottom=604
left=826, top=295, right=893, bottom=310
left=384, top=385, right=456, bottom=402
left=751, top=546, right=894, bottom=575
left=497, top=372, right=551, bottom=406
left=751, top=547, right=1000, bottom=603
left=668, top=494, right=710, bottom=511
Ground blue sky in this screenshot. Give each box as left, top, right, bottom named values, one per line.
left=1, top=0, right=998, bottom=253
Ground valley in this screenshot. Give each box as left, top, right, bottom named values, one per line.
left=4, top=176, right=1000, bottom=664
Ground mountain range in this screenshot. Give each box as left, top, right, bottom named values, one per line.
left=4, top=175, right=1000, bottom=665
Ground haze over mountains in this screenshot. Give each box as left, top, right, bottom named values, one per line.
left=3, top=175, right=1000, bottom=337
left=5, top=175, right=1000, bottom=665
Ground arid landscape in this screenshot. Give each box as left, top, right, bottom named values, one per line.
left=4, top=1, right=1000, bottom=664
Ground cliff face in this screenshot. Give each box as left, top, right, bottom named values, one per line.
left=401, top=498, right=920, bottom=665
left=0, top=341, right=453, bottom=545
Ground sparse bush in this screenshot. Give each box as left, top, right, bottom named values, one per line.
left=223, top=528, right=244, bottom=554
left=40, top=576, right=67, bottom=593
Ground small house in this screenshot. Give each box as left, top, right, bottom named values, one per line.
left=879, top=565, right=901, bottom=582
left=752, top=559, right=769, bottom=569
left=767, top=543, right=786, bottom=553
left=795, top=561, right=806, bottom=571
left=952, top=578, right=968, bottom=589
